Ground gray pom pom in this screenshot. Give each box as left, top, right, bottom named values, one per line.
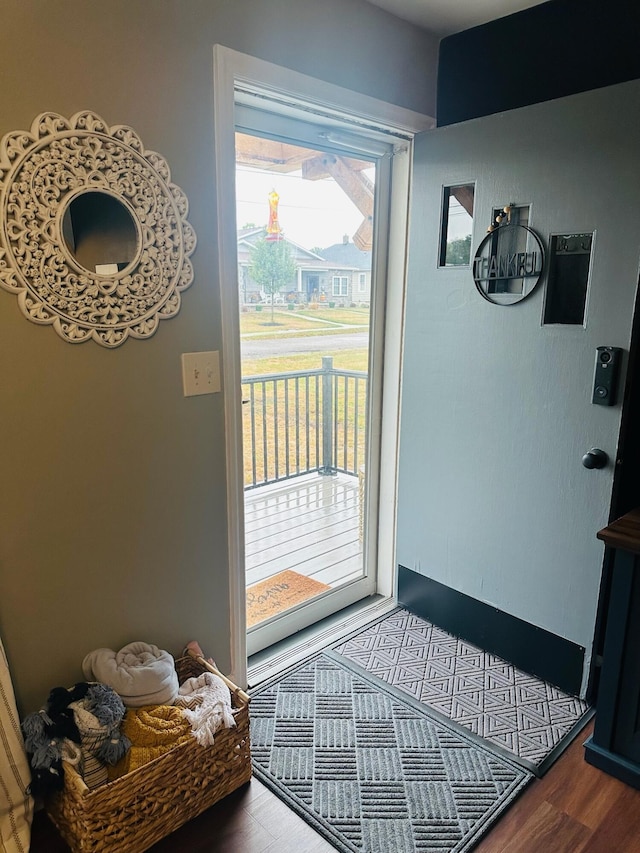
left=98, top=731, right=131, bottom=765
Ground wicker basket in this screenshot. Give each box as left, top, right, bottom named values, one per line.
left=46, top=653, right=251, bottom=853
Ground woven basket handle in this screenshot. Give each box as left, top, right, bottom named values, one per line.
left=185, top=650, right=251, bottom=706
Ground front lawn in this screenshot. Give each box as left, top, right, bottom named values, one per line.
left=241, top=349, right=368, bottom=377
left=240, top=305, right=369, bottom=336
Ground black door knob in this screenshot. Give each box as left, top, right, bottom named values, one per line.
left=582, top=448, right=608, bottom=469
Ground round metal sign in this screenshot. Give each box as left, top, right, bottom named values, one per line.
left=472, top=223, right=545, bottom=305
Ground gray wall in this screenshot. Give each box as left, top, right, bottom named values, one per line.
left=397, top=81, right=640, bottom=688
left=0, top=0, right=438, bottom=713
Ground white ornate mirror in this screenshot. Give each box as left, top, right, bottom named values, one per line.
left=0, top=111, right=196, bottom=347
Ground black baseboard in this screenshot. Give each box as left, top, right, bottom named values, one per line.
left=398, top=566, right=585, bottom=696
left=584, top=737, right=640, bottom=790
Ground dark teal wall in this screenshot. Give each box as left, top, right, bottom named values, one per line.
left=437, top=0, right=640, bottom=126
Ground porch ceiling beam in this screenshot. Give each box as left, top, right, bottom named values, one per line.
left=451, top=184, right=474, bottom=217
left=235, top=135, right=371, bottom=175
left=303, top=154, right=374, bottom=251
left=299, top=154, right=371, bottom=179
left=236, top=134, right=374, bottom=250
left=235, top=135, right=318, bottom=172
left=352, top=219, right=373, bottom=252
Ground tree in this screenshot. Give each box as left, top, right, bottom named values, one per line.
left=249, top=236, right=296, bottom=323
left=445, top=234, right=472, bottom=266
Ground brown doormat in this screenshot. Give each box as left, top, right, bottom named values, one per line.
left=246, top=570, right=331, bottom=628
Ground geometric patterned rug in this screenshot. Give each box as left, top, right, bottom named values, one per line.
left=333, top=609, right=592, bottom=776
left=251, top=652, right=532, bottom=853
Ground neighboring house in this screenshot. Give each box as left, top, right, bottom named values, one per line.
left=237, top=229, right=371, bottom=305
left=318, top=236, right=372, bottom=305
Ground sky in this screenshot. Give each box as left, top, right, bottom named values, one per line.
left=447, top=196, right=473, bottom=241
left=235, top=164, right=372, bottom=251
left=236, top=163, right=474, bottom=252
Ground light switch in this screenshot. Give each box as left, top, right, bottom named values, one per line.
left=182, top=351, right=221, bottom=396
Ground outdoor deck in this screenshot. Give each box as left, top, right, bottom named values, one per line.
left=244, top=472, right=362, bottom=588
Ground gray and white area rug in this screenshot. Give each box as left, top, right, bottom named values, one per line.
left=333, top=609, right=591, bottom=776
left=251, top=652, right=531, bottom=853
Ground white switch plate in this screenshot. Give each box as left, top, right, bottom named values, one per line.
left=182, top=351, right=221, bottom=396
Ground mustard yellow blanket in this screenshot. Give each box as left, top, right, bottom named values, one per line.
left=109, top=705, right=191, bottom=779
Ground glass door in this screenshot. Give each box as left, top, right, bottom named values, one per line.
left=235, top=114, right=388, bottom=656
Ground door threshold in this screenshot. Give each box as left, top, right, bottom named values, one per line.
left=247, top=595, right=396, bottom=687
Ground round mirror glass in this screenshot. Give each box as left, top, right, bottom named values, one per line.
left=62, top=191, right=139, bottom=275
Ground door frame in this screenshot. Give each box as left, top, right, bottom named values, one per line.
left=212, top=44, right=433, bottom=687
left=590, top=277, right=640, bottom=700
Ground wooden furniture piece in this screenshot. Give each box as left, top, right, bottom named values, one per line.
left=584, top=507, right=640, bottom=787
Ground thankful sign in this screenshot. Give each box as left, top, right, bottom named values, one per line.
left=473, top=221, right=545, bottom=305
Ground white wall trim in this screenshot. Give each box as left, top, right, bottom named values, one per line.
left=212, top=44, right=432, bottom=688
left=218, top=46, right=434, bottom=139
left=376, top=143, right=413, bottom=599
left=213, top=46, right=247, bottom=689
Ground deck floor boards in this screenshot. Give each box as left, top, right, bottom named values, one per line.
left=245, top=473, right=362, bottom=588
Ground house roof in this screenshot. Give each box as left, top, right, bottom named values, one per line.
left=237, top=228, right=327, bottom=264
left=236, top=229, right=373, bottom=276
left=319, top=239, right=371, bottom=270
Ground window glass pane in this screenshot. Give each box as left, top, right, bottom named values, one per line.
left=235, top=129, right=376, bottom=641
left=439, top=184, right=474, bottom=267
left=543, top=233, right=592, bottom=325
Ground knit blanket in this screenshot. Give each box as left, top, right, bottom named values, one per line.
left=174, top=672, right=235, bottom=746
left=68, top=683, right=131, bottom=789
left=82, top=642, right=179, bottom=708
left=22, top=682, right=129, bottom=795
left=109, top=706, right=191, bottom=779
left=68, top=704, right=111, bottom=789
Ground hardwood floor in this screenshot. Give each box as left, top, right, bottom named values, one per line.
left=474, top=720, right=640, bottom=853
left=31, top=776, right=335, bottom=853
left=31, top=719, right=640, bottom=852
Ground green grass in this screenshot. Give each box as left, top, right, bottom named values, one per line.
left=241, top=311, right=331, bottom=334
left=242, top=350, right=368, bottom=378
left=240, top=306, right=369, bottom=337
left=239, top=308, right=369, bottom=486
left=241, top=349, right=368, bottom=486
left=297, top=307, right=370, bottom=325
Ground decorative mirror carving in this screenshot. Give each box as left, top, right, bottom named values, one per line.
left=0, top=111, right=196, bottom=347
